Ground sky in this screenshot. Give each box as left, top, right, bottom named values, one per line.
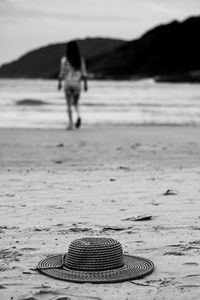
left=0, top=0, right=200, bottom=64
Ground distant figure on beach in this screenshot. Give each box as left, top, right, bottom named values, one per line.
left=58, top=41, right=88, bottom=130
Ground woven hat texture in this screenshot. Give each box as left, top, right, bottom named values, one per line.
left=37, top=237, right=154, bottom=283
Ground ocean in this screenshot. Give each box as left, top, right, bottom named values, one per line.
left=0, top=79, right=200, bottom=128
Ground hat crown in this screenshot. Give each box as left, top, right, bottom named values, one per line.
left=64, top=237, right=124, bottom=271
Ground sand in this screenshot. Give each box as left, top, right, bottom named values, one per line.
left=0, top=126, right=200, bottom=300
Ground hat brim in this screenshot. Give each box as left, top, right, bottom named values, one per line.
left=37, top=254, right=154, bottom=283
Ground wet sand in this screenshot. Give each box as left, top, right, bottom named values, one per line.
left=0, top=126, right=200, bottom=300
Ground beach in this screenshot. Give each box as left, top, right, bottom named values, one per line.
left=1, top=125, right=200, bottom=300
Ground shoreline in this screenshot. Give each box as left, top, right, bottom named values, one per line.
left=1, top=123, right=200, bottom=130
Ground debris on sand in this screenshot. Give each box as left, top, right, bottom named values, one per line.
left=183, top=262, right=199, bottom=266
left=130, top=143, right=141, bottom=149
left=163, top=189, right=178, bottom=196
left=22, top=271, right=34, bottom=274
left=68, top=227, right=92, bottom=233
left=57, top=143, right=64, bottom=148
left=122, top=215, right=153, bottom=222
left=134, top=215, right=153, bottom=221
left=33, top=227, right=50, bottom=232
left=118, top=166, right=131, bottom=171
left=184, top=274, right=200, bottom=278
left=131, top=281, right=154, bottom=287
left=53, top=160, right=63, bottom=164
left=58, top=225, right=94, bottom=234
left=178, top=284, right=200, bottom=288
left=19, top=297, right=36, bottom=300
left=0, top=285, right=6, bottom=289
left=0, top=249, right=23, bottom=263
left=101, top=226, right=129, bottom=232
left=163, top=251, right=185, bottom=256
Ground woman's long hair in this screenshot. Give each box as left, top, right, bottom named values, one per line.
left=66, top=41, right=81, bottom=70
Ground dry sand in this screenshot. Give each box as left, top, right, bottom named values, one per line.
left=0, top=126, right=200, bottom=300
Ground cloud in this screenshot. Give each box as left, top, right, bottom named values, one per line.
left=2, top=0, right=199, bottom=24
left=0, top=0, right=124, bottom=21
left=1, top=0, right=200, bottom=64
left=1, top=0, right=200, bottom=23
left=0, top=0, right=122, bottom=20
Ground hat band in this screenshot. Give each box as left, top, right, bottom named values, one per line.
left=64, top=261, right=125, bottom=272
left=61, top=253, right=124, bottom=271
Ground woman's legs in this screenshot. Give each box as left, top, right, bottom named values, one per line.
left=74, top=95, right=80, bottom=118
left=65, top=88, right=81, bottom=129
left=74, top=94, right=81, bottom=128
left=65, top=91, right=73, bottom=129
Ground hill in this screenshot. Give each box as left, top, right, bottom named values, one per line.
left=88, top=16, right=200, bottom=80
left=1, top=16, right=200, bottom=81
left=0, top=38, right=126, bottom=79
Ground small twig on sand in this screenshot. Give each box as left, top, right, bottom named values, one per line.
left=131, top=281, right=155, bottom=287
left=163, top=189, right=178, bottom=196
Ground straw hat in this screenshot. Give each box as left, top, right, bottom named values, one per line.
left=37, top=237, right=154, bottom=283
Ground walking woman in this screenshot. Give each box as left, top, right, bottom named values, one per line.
left=58, top=41, right=88, bottom=130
